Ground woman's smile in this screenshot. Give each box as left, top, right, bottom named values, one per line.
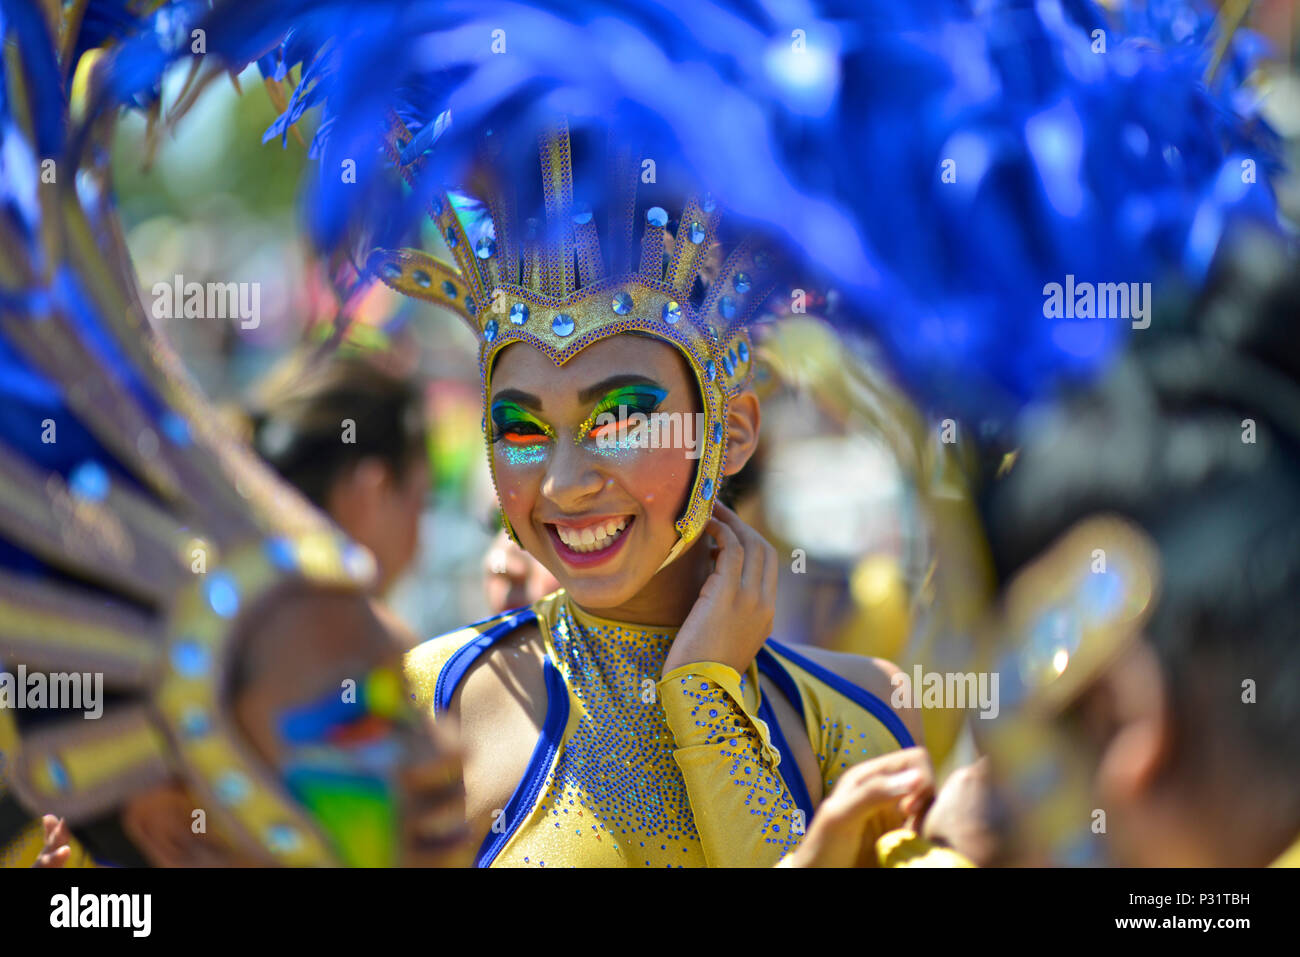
left=545, top=515, right=635, bottom=567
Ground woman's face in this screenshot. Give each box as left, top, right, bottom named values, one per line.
left=488, top=334, right=702, bottom=611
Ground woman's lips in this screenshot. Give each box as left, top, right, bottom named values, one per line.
left=545, top=516, right=634, bottom=568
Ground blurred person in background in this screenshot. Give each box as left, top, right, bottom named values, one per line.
left=784, top=229, right=1300, bottom=868
left=482, top=526, right=559, bottom=616
left=978, top=229, right=1300, bottom=868
left=246, top=353, right=431, bottom=597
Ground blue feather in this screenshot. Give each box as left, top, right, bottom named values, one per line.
left=89, top=0, right=1288, bottom=417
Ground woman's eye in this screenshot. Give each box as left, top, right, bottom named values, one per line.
left=587, top=413, right=647, bottom=441
left=493, top=421, right=550, bottom=443
left=502, top=426, right=550, bottom=444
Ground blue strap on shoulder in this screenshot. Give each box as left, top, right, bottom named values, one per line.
left=425, top=605, right=572, bottom=867
left=474, top=658, right=569, bottom=868
left=763, top=639, right=915, bottom=749
left=432, top=607, right=536, bottom=713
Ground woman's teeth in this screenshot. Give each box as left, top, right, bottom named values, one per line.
left=555, top=517, right=629, bottom=553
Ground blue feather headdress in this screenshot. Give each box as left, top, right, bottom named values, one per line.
left=97, top=0, right=1284, bottom=419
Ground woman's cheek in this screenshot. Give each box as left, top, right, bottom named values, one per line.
left=493, top=448, right=541, bottom=532
left=619, top=444, right=696, bottom=519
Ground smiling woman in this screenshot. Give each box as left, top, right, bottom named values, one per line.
left=399, top=122, right=924, bottom=868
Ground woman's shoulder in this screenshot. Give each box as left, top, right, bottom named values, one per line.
left=404, top=601, right=550, bottom=717
left=761, top=640, right=922, bottom=747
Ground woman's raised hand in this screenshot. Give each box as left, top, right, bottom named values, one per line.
left=661, top=502, right=779, bottom=678
left=783, top=748, right=937, bottom=867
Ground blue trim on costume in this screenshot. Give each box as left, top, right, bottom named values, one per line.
left=755, top=692, right=814, bottom=825
left=754, top=647, right=815, bottom=821
left=756, top=647, right=806, bottom=718
left=433, top=608, right=536, bottom=713
left=764, top=639, right=914, bottom=749
left=475, top=656, right=569, bottom=868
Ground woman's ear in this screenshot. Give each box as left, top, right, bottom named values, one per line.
left=722, top=388, right=760, bottom=475
left=121, top=781, right=249, bottom=867
left=1094, top=640, right=1172, bottom=805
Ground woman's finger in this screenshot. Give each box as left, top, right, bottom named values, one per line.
left=712, top=503, right=770, bottom=597
left=834, top=748, right=934, bottom=806
left=818, top=767, right=925, bottom=833
left=761, top=534, right=779, bottom=602
left=702, top=517, right=744, bottom=586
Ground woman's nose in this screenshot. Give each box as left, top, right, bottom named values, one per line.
left=540, top=439, right=607, bottom=509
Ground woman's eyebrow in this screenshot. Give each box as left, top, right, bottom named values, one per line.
left=578, top=374, right=664, bottom=404
left=491, top=389, right=543, bottom=411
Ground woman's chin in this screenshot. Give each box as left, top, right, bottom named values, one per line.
left=554, top=574, right=640, bottom=612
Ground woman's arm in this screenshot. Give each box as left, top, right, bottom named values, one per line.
left=657, top=504, right=808, bottom=866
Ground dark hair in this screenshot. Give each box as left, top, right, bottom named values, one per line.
left=989, top=227, right=1300, bottom=794
left=249, top=354, right=427, bottom=508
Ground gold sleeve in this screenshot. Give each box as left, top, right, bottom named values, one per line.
left=658, top=661, right=802, bottom=867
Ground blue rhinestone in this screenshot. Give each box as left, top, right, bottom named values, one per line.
left=719, top=295, right=737, bottom=320
left=264, top=538, right=297, bottom=572
left=160, top=412, right=192, bottom=447
left=267, top=825, right=301, bottom=854
left=445, top=227, right=458, bottom=248
left=475, top=236, right=496, bottom=259
left=704, top=361, right=715, bottom=381
left=688, top=221, right=705, bottom=244
left=712, top=423, right=722, bottom=443
left=645, top=207, right=668, bottom=228
left=611, top=292, right=633, bottom=315
left=203, top=572, right=240, bottom=619
left=662, top=301, right=681, bottom=324
left=441, top=280, right=457, bottom=299
left=484, top=319, right=498, bottom=342
left=552, top=314, right=575, bottom=337
left=701, top=477, right=714, bottom=499
left=733, top=272, right=752, bottom=294
left=342, top=543, right=374, bottom=580
left=171, top=640, right=210, bottom=677
left=729, top=347, right=738, bottom=366
left=180, top=707, right=211, bottom=738
left=69, top=461, right=109, bottom=502
left=701, top=193, right=717, bottom=212
left=722, top=355, right=735, bottom=376
left=215, top=771, right=251, bottom=806
left=47, top=757, right=69, bottom=792
left=431, top=197, right=444, bottom=216
left=380, top=261, right=402, bottom=280
left=738, top=341, right=749, bottom=362
left=412, top=269, right=432, bottom=288
left=572, top=202, right=593, bottom=225
left=509, top=302, right=529, bottom=325
left=465, top=296, right=476, bottom=315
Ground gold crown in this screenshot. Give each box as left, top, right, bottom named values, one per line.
left=370, top=115, right=782, bottom=559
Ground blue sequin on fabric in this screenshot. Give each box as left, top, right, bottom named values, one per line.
left=539, top=602, right=698, bottom=862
